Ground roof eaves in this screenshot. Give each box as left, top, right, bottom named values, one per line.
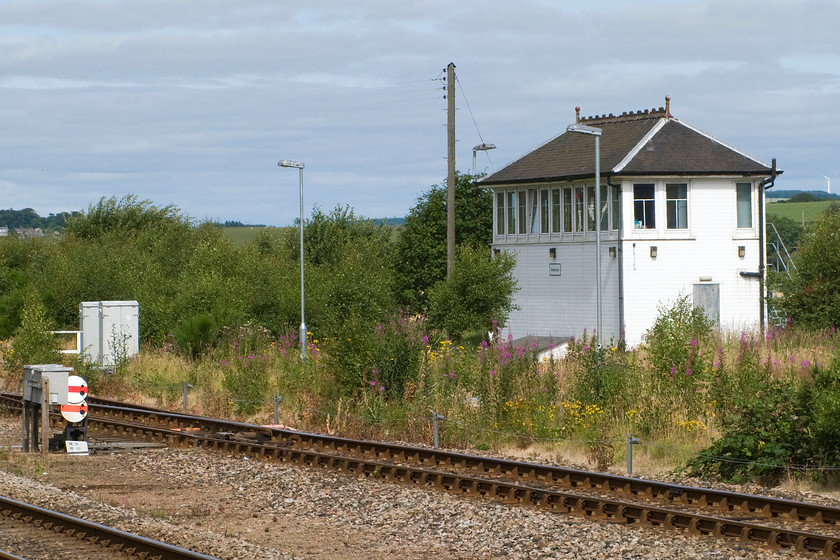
left=612, top=117, right=669, bottom=173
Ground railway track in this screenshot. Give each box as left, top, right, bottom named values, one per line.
left=0, top=494, right=219, bottom=560
left=3, top=392, right=840, bottom=556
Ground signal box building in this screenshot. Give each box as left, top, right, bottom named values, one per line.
left=480, top=98, right=779, bottom=346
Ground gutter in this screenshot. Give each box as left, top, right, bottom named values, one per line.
left=756, top=158, right=779, bottom=334
left=606, top=173, right=624, bottom=341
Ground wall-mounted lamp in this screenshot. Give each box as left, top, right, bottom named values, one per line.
left=608, top=246, right=616, bottom=258
left=650, top=246, right=657, bottom=258
left=493, top=248, right=501, bottom=256
left=699, top=276, right=712, bottom=282
left=738, top=245, right=745, bottom=258
left=549, top=247, right=556, bottom=259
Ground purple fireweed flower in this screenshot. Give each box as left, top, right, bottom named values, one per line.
left=801, top=360, right=811, bottom=368
left=531, top=341, right=538, bottom=349
left=516, top=346, right=525, bottom=358
left=480, top=340, right=488, bottom=349
left=448, top=372, right=454, bottom=379
left=685, top=368, right=693, bottom=376
left=670, top=367, right=677, bottom=377
left=490, top=370, right=496, bottom=377
left=713, top=361, right=720, bottom=369
left=220, top=360, right=228, bottom=365
left=370, top=381, right=376, bottom=387
left=690, top=339, right=698, bottom=347
left=248, top=355, right=254, bottom=359
left=790, top=355, right=796, bottom=363
left=379, top=386, right=385, bottom=391
left=422, top=335, right=429, bottom=344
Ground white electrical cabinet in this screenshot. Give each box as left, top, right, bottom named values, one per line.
left=79, top=301, right=139, bottom=366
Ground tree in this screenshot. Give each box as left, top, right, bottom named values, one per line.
left=788, top=192, right=819, bottom=203
left=394, top=173, right=493, bottom=311
left=778, top=203, right=840, bottom=328
left=425, top=245, right=517, bottom=340
left=64, top=194, right=189, bottom=240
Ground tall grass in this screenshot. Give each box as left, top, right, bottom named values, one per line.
left=4, top=309, right=840, bottom=482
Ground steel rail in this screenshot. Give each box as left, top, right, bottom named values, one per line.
left=75, top=395, right=840, bottom=527
left=85, top=415, right=840, bottom=556
left=0, top=495, right=219, bottom=560
left=5, top=391, right=840, bottom=554
left=5, top=391, right=840, bottom=526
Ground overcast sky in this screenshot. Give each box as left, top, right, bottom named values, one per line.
left=2, top=0, right=838, bottom=226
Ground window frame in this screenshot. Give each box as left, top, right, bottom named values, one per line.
left=665, top=183, right=688, bottom=230
left=736, top=182, right=752, bottom=229
left=633, top=183, right=656, bottom=229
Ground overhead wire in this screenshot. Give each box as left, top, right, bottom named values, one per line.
left=455, top=73, right=495, bottom=173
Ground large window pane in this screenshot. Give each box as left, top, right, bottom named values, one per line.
left=518, top=190, right=527, bottom=234
left=575, top=187, right=584, bottom=232
left=540, top=189, right=549, bottom=234
left=586, top=186, right=595, bottom=231
left=551, top=188, right=561, bottom=233
left=529, top=189, right=539, bottom=234
left=666, top=183, right=688, bottom=229
left=496, top=192, right=505, bottom=235
left=600, top=185, right=609, bottom=231
left=507, top=191, right=516, bottom=234
left=611, top=184, right=621, bottom=231
left=736, top=182, right=752, bottom=228
left=563, top=187, right=573, bottom=232
left=633, top=184, right=655, bottom=229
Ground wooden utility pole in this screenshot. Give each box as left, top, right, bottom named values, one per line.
left=446, top=62, right=456, bottom=278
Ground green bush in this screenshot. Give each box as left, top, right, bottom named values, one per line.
left=686, top=380, right=810, bottom=483
left=426, top=245, right=517, bottom=340
left=566, top=332, right=630, bottom=409
left=394, top=173, right=492, bottom=311
left=9, top=295, right=61, bottom=367
left=778, top=204, right=840, bottom=328
left=643, top=294, right=715, bottom=380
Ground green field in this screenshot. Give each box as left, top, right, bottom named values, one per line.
left=220, top=226, right=282, bottom=247
left=766, top=200, right=834, bottom=226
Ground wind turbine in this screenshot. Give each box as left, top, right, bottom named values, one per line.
left=823, top=175, right=831, bottom=195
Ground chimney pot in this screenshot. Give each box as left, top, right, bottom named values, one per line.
left=575, top=106, right=581, bottom=124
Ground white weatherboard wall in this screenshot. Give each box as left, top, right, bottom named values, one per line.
left=496, top=178, right=762, bottom=348
left=80, top=301, right=140, bottom=366
left=620, top=178, right=761, bottom=346
left=499, top=241, right=620, bottom=343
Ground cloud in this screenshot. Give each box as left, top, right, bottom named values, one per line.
left=0, top=0, right=838, bottom=224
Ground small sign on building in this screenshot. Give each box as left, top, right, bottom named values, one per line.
left=549, top=263, right=562, bottom=277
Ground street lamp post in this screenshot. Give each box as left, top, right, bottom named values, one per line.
left=278, top=159, right=307, bottom=360
left=565, top=123, right=603, bottom=341
left=472, top=143, right=496, bottom=175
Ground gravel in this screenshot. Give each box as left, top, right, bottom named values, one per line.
left=0, top=415, right=820, bottom=559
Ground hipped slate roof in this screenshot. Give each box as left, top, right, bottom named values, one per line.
left=480, top=102, right=775, bottom=186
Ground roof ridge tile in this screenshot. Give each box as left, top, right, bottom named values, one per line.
left=581, top=107, right=668, bottom=124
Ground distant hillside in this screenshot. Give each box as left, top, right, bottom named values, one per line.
left=766, top=189, right=839, bottom=200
